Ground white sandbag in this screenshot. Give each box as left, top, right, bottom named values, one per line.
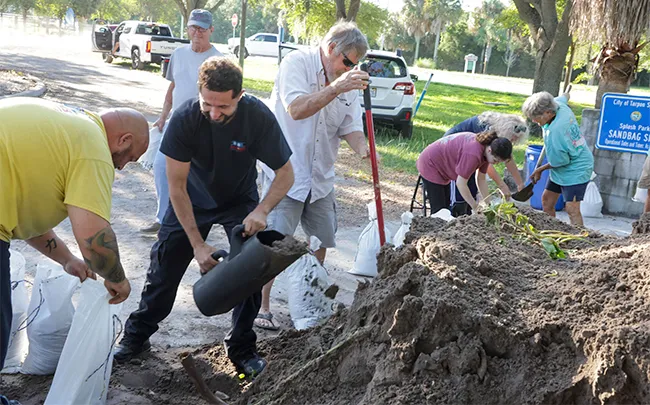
left=633, top=186, right=648, bottom=203
left=393, top=212, right=414, bottom=248
left=349, top=202, right=393, bottom=277
left=138, top=126, right=164, bottom=171
left=1, top=250, right=29, bottom=373
left=581, top=181, right=603, bottom=218
left=431, top=208, right=454, bottom=222
left=45, top=279, right=123, bottom=405
left=286, top=236, right=337, bottom=330
left=21, top=261, right=79, bottom=375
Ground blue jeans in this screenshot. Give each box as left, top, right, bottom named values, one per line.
left=1, top=240, right=11, bottom=371
left=153, top=150, right=170, bottom=224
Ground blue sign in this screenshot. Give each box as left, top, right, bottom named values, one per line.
left=597, top=93, right=650, bottom=154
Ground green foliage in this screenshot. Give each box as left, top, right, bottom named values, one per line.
left=572, top=71, right=593, bottom=84
left=415, top=57, right=435, bottom=68
left=271, top=0, right=387, bottom=46
left=484, top=202, right=586, bottom=260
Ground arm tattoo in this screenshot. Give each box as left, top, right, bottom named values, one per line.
left=46, top=238, right=57, bottom=253
left=82, top=226, right=126, bottom=283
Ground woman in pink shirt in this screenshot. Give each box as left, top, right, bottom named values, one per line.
left=416, top=130, right=513, bottom=215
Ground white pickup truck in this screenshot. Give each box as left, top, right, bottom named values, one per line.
left=227, top=32, right=307, bottom=58
left=92, top=20, right=189, bottom=69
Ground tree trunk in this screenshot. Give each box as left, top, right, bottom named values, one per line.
left=413, top=35, right=421, bottom=64
left=482, top=42, right=491, bottom=74
left=335, top=0, right=346, bottom=20
left=347, top=0, right=360, bottom=21
left=505, top=30, right=512, bottom=77
left=595, top=45, right=639, bottom=108
left=563, top=39, right=575, bottom=92
left=239, top=0, right=247, bottom=73
left=532, top=43, right=571, bottom=95
left=478, top=45, right=485, bottom=74
left=433, top=24, right=441, bottom=66
left=513, top=0, right=572, bottom=96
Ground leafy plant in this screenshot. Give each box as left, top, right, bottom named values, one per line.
left=483, top=201, right=587, bottom=260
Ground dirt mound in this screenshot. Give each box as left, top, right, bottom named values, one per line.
left=632, top=213, right=650, bottom=235
left=234, top=208, right=650, bottom=405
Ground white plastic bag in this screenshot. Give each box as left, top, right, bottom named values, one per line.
left=349, top=202, right=393, bottom=277
left=45, top=279, right=123, bottom=405
left=393, top=212, right=414, bottom=248
left=581, top=181, right=603, bottom=218
left=431, top=208, right=454, bottom=222
left=633, top=186, right=648, bottom=203
left=286, top=236, right=336, bottom=330
left=21, top=261, right=79, bottom=375
left=138, top=126, right=163, bottom=171
left=1, top=250, right=29, bottom=373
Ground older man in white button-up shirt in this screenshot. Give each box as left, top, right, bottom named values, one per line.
left=255, top=22, right=374, bottom=330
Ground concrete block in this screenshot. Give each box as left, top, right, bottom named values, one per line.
left=602, top=192, right=644, bottom=218
left=631, top=153, right=646, bottom=169
left=594, top=148, right=627, bottom=161
left=594, top=155, right=616, bottom=177
left=596, top=174, right=617, bottom=195
left=580, top=108, right=600, bottom=152
left=614, top=156, right=644, bottom=180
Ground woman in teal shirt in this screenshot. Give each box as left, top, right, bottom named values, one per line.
left=522, top=91, right=594, bottom=227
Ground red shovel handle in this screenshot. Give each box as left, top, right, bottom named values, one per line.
left=360, top=63, right=386, bottom=246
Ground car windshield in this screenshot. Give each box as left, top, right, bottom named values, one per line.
left=363, top=57, right=407, bottom=78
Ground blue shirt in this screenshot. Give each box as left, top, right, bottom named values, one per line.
left=444, top=116, right=487, bottom=136
left=543, top=96, right=594, bottom=186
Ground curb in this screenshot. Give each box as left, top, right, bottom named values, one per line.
left=0, top=75, right=47, bottom=99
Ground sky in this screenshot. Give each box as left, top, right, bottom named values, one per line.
left=371, top=0, right=509, bottom=13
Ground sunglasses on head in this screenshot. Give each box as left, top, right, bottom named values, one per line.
left=341, top=51, right=357, bottom=68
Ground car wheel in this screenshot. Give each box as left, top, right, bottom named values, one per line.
left=131, top=48, right=144, bottom=70
left=102, top=53, right=113, bottom=64
left=400, top=122, right=413, bottom=139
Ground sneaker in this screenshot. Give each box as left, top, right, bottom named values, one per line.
left=140, top=222, right=161, bottom=234
left=231, top=354, right=267, bottom=379
left=113, top=339, right=151, bottom=363
left=0, top=396, right=21, bottom=405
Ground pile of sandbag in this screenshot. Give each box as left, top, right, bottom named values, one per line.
left=3, top=258, right=123, bottom=405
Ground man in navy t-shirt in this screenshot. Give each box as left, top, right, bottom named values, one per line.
left=114, top=57, right=294, bottom=378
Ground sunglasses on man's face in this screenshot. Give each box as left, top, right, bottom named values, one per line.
left=341, top=51, right=357, bottom=68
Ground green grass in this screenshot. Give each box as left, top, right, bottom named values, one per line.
left=238, top=70, right=592, bottom=177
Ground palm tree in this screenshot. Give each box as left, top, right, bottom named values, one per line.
left=571, top=0, right=650, bottom=107
left=403, top=0, right=434, bottom=64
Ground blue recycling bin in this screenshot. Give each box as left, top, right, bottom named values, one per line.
left=525, top=145, right=564, bottom=211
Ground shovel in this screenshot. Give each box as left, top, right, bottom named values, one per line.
left=511, top=146, right=545, bottom=202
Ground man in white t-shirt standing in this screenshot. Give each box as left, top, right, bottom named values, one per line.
left=140, top=9, right=222, bottom=233
left=255, top=21, right=374, bottom=330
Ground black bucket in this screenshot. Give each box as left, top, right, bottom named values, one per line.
left=193, top=225, right=305, bottom=316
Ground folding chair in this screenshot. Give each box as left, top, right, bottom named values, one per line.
left=409, top=175, right=430, bottom=216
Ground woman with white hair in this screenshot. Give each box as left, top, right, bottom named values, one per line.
left=522, top=91, right=593, bottom=227
left=444, top=112, right=528, bottom=216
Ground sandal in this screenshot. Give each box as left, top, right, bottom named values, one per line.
left=254, top=312, right=279, bottom=331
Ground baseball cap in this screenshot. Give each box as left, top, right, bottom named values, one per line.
left=188, top=9, right=212, bottom=29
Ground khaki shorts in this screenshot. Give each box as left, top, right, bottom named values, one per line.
left=639, top=156, right=650, bottom=189
left=262, top=174, right=337, bottom=248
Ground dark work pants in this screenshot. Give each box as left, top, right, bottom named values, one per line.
left=421, top=177, right=451, bottom=214
left=123, top=200, right=261, bottom=361
left=0, top=240, right=10, bottom=371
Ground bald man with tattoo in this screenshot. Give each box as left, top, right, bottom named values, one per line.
left=0, top=98, right=149, bottom=394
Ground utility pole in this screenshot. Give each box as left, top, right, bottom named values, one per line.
left=238, top=0, right=247, bottom=73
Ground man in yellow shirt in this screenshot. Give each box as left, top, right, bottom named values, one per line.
left=0, top=98, right=149, bottom=383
